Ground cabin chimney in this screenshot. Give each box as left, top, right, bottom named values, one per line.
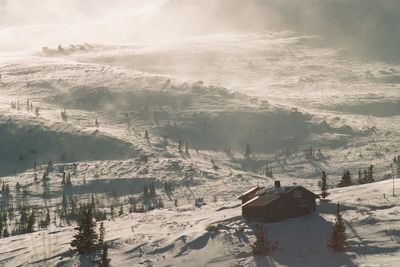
left=274, top=180, right=281, bottom=188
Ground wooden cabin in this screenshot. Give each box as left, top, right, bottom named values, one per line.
left=239, top=181, right=319, bottom=223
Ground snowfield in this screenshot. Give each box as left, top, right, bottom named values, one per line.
left=1, top=12, right=400, bottom=267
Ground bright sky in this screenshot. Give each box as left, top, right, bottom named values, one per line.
left=0, top=0, right=166, bottom=51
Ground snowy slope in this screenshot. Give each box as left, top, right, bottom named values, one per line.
left=1, top=176, right=400, bottom=266
left=0, top=12, right=400, bottom=266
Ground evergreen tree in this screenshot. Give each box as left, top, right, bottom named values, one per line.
left=158, top=198, right=164, bottom=208
left=61, top=171, right=66, bottom=185
left=149, top=183, right=156, bottom=197
left=16, top=182, right=20, bottom=193
left=66, top=172, right=71, bottom=185
left=143, top=185, right=149, bottom=199
left=328, top=203, right=347, bottom=252
left=45, top=209, right=51, bottom=227
left=337, top=171, right=352, bottom=187
left=98, top=222, right=105, bottom=246
left=320, top=171, right=329, bottom=200
left=8, top=205, right=14, bottom=220
left=70, top=197, right=77, bottom=215
left=118, top=205, right=123, bottom=216
left=61, top=194, right=68, bottom=217
left=110, top=206, right=114, bottom=219
left=26, top=210, right=35, bottom=233
left=367, top=164, right=374, bottom=183
left=5, top=184, right=10, bottom=196
left=358, top=170, right=363, bottom=184
left=99, top=243, right=111, bottom=267
left=19, top=207, right=28, bottom=234
left=70, top=205, right=98, bottom=254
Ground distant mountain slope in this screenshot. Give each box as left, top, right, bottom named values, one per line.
left=2, top=0, right=400, bottom=60
left=137, top=0, right=400, bottom=60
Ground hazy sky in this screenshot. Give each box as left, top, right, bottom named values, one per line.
left=0, top=0, right=164, bottom=26
left=0, top=0, right=165, bottom=51
left=1, top=0, right=400, bottom=62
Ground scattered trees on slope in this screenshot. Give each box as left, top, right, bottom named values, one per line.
left=337, top=171, right=353, bottom=187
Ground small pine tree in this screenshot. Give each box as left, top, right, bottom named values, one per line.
left=16, top=182, right=20, bottom=193
left=19, top=207, right=28, bottom=234
left=98, top=222, right=105, bottom=246
left=367, top=164, right=374, bottom=183
left=99, top=243, right=111, bottom=267
left=61, top=194, right=68, bottom=217
left=143, top=185, right=149, bottom=199
left=70, top=205, right=98, bottom=254
left=358, top=170, right=363, bottom=184
left=110, top=206, right=114, bottom=219
left=26, top=210, right=35, bottom=233
left=5, top=184, right=10, bottom=196
left=320, top=171, right=329, bottom=200
left=66, top=172, right=71, bottom=185
left=45, top=208, right=51, bottom=227
left=118, top=205, right=123, bottom=216
left=328, top=203, right=347, bottom=252
left=337, top=171, right=352, bottom=187
left=149, top=183, right=156, bottom=197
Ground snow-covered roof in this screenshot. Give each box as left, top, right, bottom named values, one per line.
left=242, top=186, right=319, bottom=207
left=241, top=194, right=280, bottom=207
left=237, top=186, right=263, bottom=200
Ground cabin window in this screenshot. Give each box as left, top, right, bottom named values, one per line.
left=293, top=190, right=302, bottom=198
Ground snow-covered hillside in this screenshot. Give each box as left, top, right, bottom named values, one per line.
left=1, top=1, right=400, bottom=266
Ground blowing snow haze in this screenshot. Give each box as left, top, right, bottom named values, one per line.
left=0, top=0, right=400, bottom=60
left=2, top=1, right=400, bottom=267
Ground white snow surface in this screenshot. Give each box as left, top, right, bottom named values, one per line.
left=0, top=29, right=399, bottom=267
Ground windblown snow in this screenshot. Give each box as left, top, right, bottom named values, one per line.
left=1, top=1, right=400, bottom=266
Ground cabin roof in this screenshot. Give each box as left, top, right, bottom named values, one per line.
left=237, top=186, right=263, bottom=200
left=241, top=186, right=319, bottom=208
left=242, top=194, right=280, bottom=207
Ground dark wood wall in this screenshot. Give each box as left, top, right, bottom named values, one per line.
left=242, top=187, right=316, bottom=223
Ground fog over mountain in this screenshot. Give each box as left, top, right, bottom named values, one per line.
left=1, top=0, right=400, bottom=60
